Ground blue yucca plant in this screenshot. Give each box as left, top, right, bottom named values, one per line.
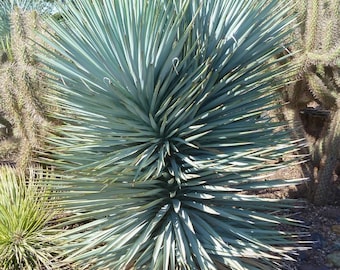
left=39, top=0, right=307, bottom=269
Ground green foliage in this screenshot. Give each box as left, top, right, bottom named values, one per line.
left=284, top=0, right=340, bottom=205
left=0, top=166, right=60, bottom=270
left=0, top=8, right=52, bottom=169
left=39, top=0, right=307, bottom=269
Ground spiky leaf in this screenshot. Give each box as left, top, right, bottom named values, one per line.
left=39, top=0, right=307, bottom=269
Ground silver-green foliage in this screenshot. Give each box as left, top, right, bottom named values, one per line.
left=39, top=0, right=306, bottom=269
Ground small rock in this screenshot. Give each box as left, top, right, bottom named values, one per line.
left=326, top=251, right=340, bottom=267
left=332, top=224, right=340, bottom=235
left=298, top=250, right=309, bottom=261
left=311, top=232, right=324, bottom=249
left=334, top=241, right=340, bottom=250
left=322, top=208, right=340, bottom=220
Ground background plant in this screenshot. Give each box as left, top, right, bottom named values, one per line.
left=282, top=0, right=340, bottom=205
left=39, top=0, right=308, bottom=269
left=0, top=0, right=56, bottom=46
left=0, top=166, right=61, bottom=270
left=0, top=7, right=53, bottom=169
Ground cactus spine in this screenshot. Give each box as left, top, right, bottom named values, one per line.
left=0, top=8, right=51, bottom=169
left=284, top=0, right=340, bottom=205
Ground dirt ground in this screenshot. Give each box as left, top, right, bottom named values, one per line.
left=259, top=165, right=340, bottom=270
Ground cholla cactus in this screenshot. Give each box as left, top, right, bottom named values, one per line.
left=282, top=0, right=340, bottom=205
left=0, top=8, right=51, bottom=169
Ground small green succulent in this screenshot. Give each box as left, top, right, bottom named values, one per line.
left=0, top=166, right=61, bottom=270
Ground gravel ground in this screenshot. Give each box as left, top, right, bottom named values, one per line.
left=253, top=163, right=340, bottom=270
left=287, top=204, right=340, bottom=270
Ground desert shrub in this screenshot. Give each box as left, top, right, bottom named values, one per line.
left=0, top=0, right=55, bottom=42
left=282, top=0, right=340, bottom=205
left=0, top=8, right=53, bottom=169
left=39, top=0, right=308, bottom=269
left=0, top=166, right=61, bottom=270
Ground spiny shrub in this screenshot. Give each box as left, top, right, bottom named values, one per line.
left=39, top=0, right=308, bottom=269
left=0, top=8, right=52, bottom=169
left=0, top=166, right=61, bottom=270
left=0, top=0, right=55, bottom=41
left=283, top=0, right=340, bottom=205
